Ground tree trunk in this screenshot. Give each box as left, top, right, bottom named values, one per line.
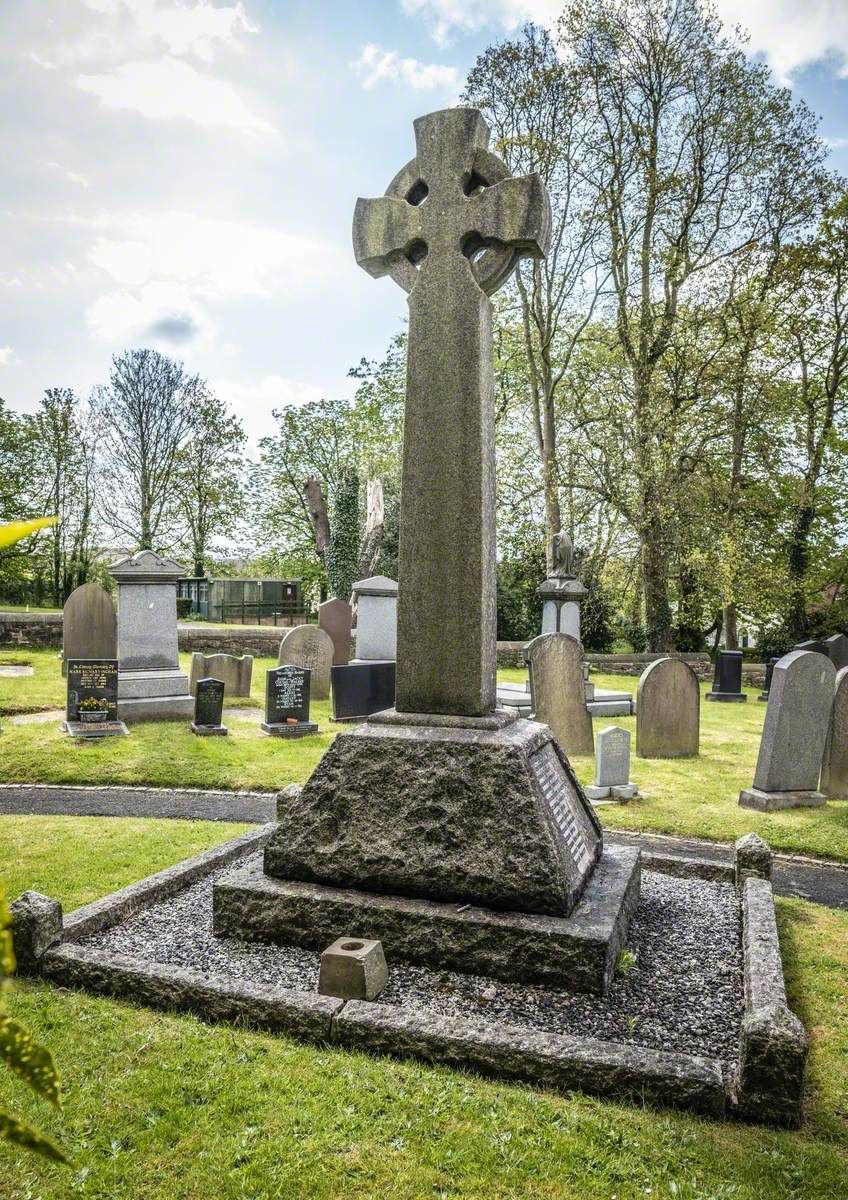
left=304, top=476, right=330, bottom=561
left=787, top=502, right=815, bottom=641
left=723, top=602, right=739, bottom=650
left=542, top=445, right=562, bottom=576
left=642, top=534, right=674, bottom=651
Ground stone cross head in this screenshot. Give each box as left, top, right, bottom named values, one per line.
left=352, top=107, right=550, bottom=298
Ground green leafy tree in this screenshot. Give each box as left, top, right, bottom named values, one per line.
left=326, top=466, right=361, bottom=601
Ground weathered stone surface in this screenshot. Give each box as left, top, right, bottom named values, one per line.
left=735, top=833, right=772, bottom=886
left=737, top=876, right=808, bottom=1127
left=263, top=717, right=602, bottom=917
left=213, top=844, right=640, bottom=993
left=318, top=598, right=353, bottom=665
left=824, top=633, right=848, bottom=669
left=9, top=891, right=63, bottom=973
left=354, top=108, right=549, bottom=717
left=61, top=583, right=116, bottom=677
left=110, top=550, right=192, bottom=720
left=318, top=936, right=388, bottom=1000
left=525, top=633, right=593, bottom=756
left=332, top=1001, right=725, bottom=1116
left=40, top=943, right=340, bottom=1042
left=352, top=577, right=397, bottom=663
left=820, top=664, right=848, bottom=800
left=277, top=625, right=333, bottom=700
left=189, top=652, right=253, bottom=698
left=636, top=658, right=700, bottom=759
left=751, top=650, right=835, bottom=794
left=739, top=787, right=826, bottom=812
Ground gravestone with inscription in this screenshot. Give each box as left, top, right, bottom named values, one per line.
left=262, top=665, right=318, bottom=738
left=65, top=658, right=128, bottom=738
left=218, top=109, right=638, bottom=991
left=524, top=632, right=593, bottom=756
left=585, top=726, right=636, bottom=801
left=636, top=658, right=700, bottom=759
left=277, top=625, right=333, bottom=700
left=61, top=583, right=116, bottom=678
left=192, top=677, right=227, bottom=736
left=821, top=665, right=848, bottom=800
left=189, top=653, right=252, bottom=698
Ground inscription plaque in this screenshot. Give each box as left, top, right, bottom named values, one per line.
left=529, top=741, right=595, bottom=873
left=192, top=677, right=227, bottom=736
left=65, top=657, right=127, bottom=738
left=262, top=665, right=318, bottom=737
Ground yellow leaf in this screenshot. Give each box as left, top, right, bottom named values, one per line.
left=0, top=518, right=57, bottom=550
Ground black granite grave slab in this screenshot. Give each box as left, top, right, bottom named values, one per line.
left=331, top=660, right=396, bottom=722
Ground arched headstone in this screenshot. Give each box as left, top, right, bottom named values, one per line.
left=740, top=649, right=835, bottom=810
left=189, top=652, right=253, bottom=698
left=61, top=583, right=116, bottom=677
left=525, top=632, right=593, bottom=756
left=821, top=665, right=848, bottom=800
left=636, top=658, right=699, bottom=759
left=277, top=624, right=334, bottom=700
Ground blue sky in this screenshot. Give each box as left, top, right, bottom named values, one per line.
left=1, top=0, right=847, bottom=447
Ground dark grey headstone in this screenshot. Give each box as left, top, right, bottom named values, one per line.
left=194, top=677, right=225, bottom=729
left=706, top=650, right=746, bottom=702
left=61, top=583, right=116, bottom=677
left=331, top=661, right=395, bottom=721
left=792, top=639, right=827, bottom=657
left=265, top=665, right=311, bottom=726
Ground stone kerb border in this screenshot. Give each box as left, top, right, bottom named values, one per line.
left=12, top=828, right=806, bottom=1126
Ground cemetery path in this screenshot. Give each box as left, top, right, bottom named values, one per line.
left=1, top=784, right=847, bottom=910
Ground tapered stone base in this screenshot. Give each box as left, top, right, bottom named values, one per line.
left=706, top=693, right=748, bottom=703
left=213, top=844, right=640, bottom=995
left=118, top=668, right=193, bottom=722
left=262, top=714, right=603, bottom=917
left=739, top=787, right=827, bottom=811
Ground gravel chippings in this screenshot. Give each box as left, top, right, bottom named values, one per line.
left=81, top=853, right=743, bottom=1067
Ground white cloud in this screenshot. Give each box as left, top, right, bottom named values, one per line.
left=85, top=280, right=210, bottom=343
left=81, top=0, right=258, bottom=62
left=46, top=162, right=90, bottom=188
left=88, top=212, right=343, bottom=300
left=824, top=135, right=848, bottom=149
left=353, top=43, right=460, bottom=90
left=76, top=55, right=273, bottom=134
left=213, top=375, right=325, bottom=444
left=715, top=1, right=848, bottom=84
left=0, top=347, right=22, bottom=367
left=400, top=0, right=559, bottom=44
left=28, top=51, right=57, bottom=70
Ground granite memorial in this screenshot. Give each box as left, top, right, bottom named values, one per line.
left=821, top=665, right=848, bottom=800
left=65, top=658, right=127, bottom=738
left=351, top=575, right=398, bottom=663
left=192, top=677, right=227, bottom=736
left=825, top=633, right=848, bottom=670
left=739, top=649, right=835, bottom=810
left=61, top=583, right=116, bottom=678
left=277, top=625, right=333, bottom=701
left=109, top=551, right=193, bottom=721
left=636, top=658, right=700, bottom=758
left=706, top=649, right=747, bottom=702
left=585, top=726, right=636, bottom=801
left=331, top=659, right=396, bottom=722
left=262, top=665, right=318, bottom=737
left=318, top=598, right=353, bottom=666
left=524, top=632, right=594, bottom=756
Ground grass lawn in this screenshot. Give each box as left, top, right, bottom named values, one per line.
left=3, top=649, right=848, bottom=861
left=0, top=815, right=846, bottom=1198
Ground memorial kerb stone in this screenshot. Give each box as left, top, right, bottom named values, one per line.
left=820, top=665, right=848, bottom=800
left=319, top=598, right=353, bottom=665
left=65, top=658, right=127, bottom=739
left=524, top=632, right=593, bottom=756
left=262, top=665, right=318, bottom=738
left=277, top=625, right=333, bottom=700
left=740, top=650, right=835, bottom=811
left=189, top=652, right=252, bottom=698
left=192, top=677, right=227, bottom=737
left=706, top=649, right=747, bottom=702
left=636, top=658, right=700, bottom=759
left=61, top=583, right=116, bottom=677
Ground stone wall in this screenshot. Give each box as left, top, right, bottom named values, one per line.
left=0, top=612, right=62, bottom=648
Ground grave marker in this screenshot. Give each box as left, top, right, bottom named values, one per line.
left=189, top=653, right=252, bottom=698
left=821, top=665, right=848, bottom=800
left=585, top=726, right=636, bottom=801
left=524, top=632, right=593, bottom=756
left=706, top=650, right=747, bottom=702
left=192, top=677, right=227, bottom=736
left=61, top=583, right=116, bottom=677
left=636, top=658, right=699, bottom=758
left=824, top=633, right=848, bottom=670
left=277, top=625, right=333, bottom=700
left=65, top=658, right=127, bottom=738
left=262, top=665, right=318, bottom=738
left=318, top=598, right=353, bottom=666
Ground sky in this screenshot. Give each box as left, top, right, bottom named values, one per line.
left=1, top=0, right=848, bottom=449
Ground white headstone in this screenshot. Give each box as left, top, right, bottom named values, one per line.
left=353, top=575, right=398, bottom=662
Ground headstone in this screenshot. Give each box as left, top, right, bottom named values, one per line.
left=319, top=598, right=353, bottom=665
left=331, top=660, right=396, bottom=722
left=740, top=649, right=835, bottom=810
left=820, top=665, right=848, bottom=800
left=262, top=665, right=317, bottom=737
left=585, top=726, right=636, bottom=801
left=538, top=530, right=587, bottom=640
left=109, top=551, right=193, bottom=721
left=277, top=625, right=333, bottom=700
left=636, top=658, right=699, bottom=758
left=793, top=639, right=827, bottom=656
left=824, top=633, right=848, bottom=670
left=524, top=633, right=593, bottom=756
left=706, top=649, right=747, bottom=702
left=192, top=677, right=227, bottom=736
left=61, top=583, right=116, bottom=677
left=64, top=658, right=128, bottom=738
left=189, top=652, right=252, bottom=698
left=758, top=656, right=779, bottom=702
left=352, top=576, right=397, bottom=663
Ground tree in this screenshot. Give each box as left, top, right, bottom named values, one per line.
left=326, top=466, right=361, bottom=601
left=464, top=24, right=606, bottom=572
left=93, top=349, right=199, bottom=551
left=174, top=390, right=246, bottom=577
left=559, top=0, right=823, bottom=648
left=32, top=388, right=99, bottom=604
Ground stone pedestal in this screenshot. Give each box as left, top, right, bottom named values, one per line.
left=539, top=576, right=588, bottom=641
left=352, top=575, right=398, bottom=663
left=109, top=552, right=193, bottom=722
left=706, top=650, right=747, bottom=702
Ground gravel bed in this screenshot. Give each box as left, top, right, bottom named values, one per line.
left=80, top=851, right=743, bottom=1066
